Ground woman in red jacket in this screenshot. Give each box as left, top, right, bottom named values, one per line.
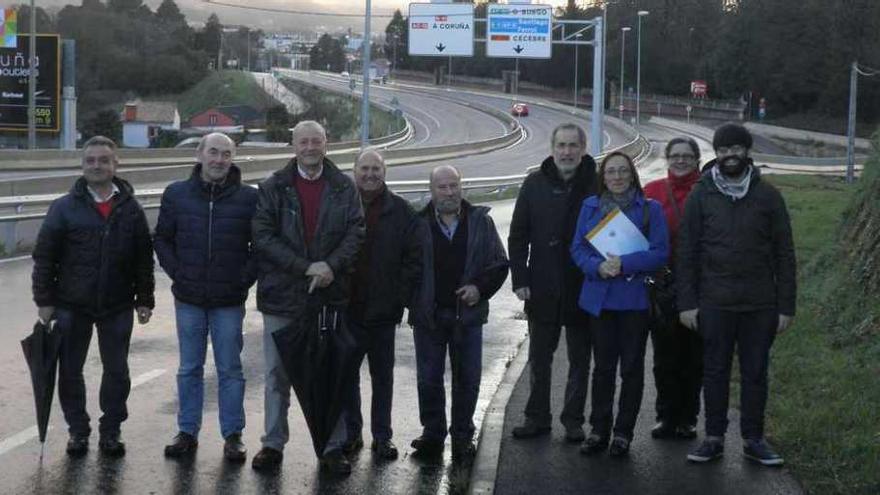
left=642, top=137, right=703, bottom=440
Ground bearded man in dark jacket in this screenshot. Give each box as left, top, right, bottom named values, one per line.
left=508, top=123, right=598, bottom=442
left=678, top=123, right=796, bottom=467
left=32, top=135, right=155, bottom=458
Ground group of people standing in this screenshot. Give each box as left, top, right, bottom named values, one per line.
left=509, top=122, right=795, bottom=467
left=30, top=120, right=509, bottom=475
left=30, top=117, right=794, bottom=477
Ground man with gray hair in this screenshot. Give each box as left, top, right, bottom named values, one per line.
left=508, top=123, right=597, bottom=442
left=155, top=132, right=258, bottom=462
left=341, top=148, right=423, bottom=460
left=408, top=165, right=509, bottom=465
left=251, top=120, right=365, bottom=474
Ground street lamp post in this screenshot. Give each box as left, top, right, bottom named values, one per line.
left=360, top=0, right=372, bottom=148
left=619, top=26, right=630, bottom=119
left=636, top=10, right=649, bottom=129
left=573, top=33, right=583, bottom=108
left=27, top=0, right=36, bottom=149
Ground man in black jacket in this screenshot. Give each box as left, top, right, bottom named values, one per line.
left=154, top=133, right=258, bottom=462
left=508, top=123, right=597, bottom=442
left=250, top=121, right=365, bottom=475
left=32, top=135, right=155, bottom=458
left=342, top=148, right=422, bottom=460
left=408, top=165, right=509, bottom=465
left=677, top=123, right=796, bottom=466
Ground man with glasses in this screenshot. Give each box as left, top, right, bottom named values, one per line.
left=677, top=123, right=796, bottom=466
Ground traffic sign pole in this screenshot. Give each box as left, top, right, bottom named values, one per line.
left=591, top=16, right=604, bottom=157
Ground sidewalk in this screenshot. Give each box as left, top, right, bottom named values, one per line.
left=473, top=333, right=805, bottom=494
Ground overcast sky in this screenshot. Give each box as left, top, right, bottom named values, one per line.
left=35, top=1, right=571, bottom=32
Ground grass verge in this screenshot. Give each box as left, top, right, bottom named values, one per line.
left=764, top=164, right=880, bottom=494
left=176, top=70, right=282, bottom=122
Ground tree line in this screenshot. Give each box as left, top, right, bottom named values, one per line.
left=384, top=0, right=880, bottom=127
left=14, top=0, right=261, bottom=139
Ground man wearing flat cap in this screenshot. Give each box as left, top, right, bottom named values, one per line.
left=676, top=123, right=796, bottom=467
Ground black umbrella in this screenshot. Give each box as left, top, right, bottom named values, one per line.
left=272, top=304, right=360, bottom=457
left=21, top=319, right=62, bottom=460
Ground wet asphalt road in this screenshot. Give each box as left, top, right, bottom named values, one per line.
left=0, top=202, right=526, bottom=495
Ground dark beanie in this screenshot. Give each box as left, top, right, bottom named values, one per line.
left=713, top=123, right=753, bottom=150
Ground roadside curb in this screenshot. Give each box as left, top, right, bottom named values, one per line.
left=468, top=334, right=530, bottom=494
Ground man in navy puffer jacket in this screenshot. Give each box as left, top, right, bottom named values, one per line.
left=154, top=133, right=258, bottom=462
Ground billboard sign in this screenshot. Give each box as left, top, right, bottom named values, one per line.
left=0, top=34, right=61, bottom=132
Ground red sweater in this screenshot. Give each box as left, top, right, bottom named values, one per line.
left=643, top=169, right=700, bottom=254
left=294, top=174, right=326, bottom=245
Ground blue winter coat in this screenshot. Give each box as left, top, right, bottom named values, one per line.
left=154, top=164, right=258, bottom=308
left=570, top=193, right=669, bottom=317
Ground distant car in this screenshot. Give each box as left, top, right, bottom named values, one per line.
left=511, top=103, right=529, bottom=117
left=341, top=71, right=350, bottom=77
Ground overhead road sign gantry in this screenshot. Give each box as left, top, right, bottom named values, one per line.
left=408, top=3, right=474, bottom=57
left=486, top=3, right=552, bottom=59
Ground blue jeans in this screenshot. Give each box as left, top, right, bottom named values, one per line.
left=56, top=308, right=133, bottom=437
left=413, top=309, right=483, bottom=442
left=174, top=300, right=245, bottom=439
left=346, top=320, right=396, bottom=442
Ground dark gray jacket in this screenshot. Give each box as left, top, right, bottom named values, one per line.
left=676, top=164, right=796, bottom=315
left=408, top=200, right=509, bottom=329
left=508, top=155, right=597, bottom=325
left=252, top=157, right=365, bottom=318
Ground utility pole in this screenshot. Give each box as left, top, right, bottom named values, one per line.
left=846, top=61, right=858, bottom=184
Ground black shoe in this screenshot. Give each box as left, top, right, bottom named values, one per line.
left=451, top=439, right=476, bottom=465
left=342, top=434, right=364, bottom=455
left=223, top=433, right=247, bottom=462
left=579, top=433, right=609, bottom=456
left=251, top=447, right=283, bottom=472
left=320, top=450, right=352, bottom=476
left=511, top=422, right=551, bottom=439
left=687, top=439, right=724, bottom=463
left=651, top=421, right=676, bottom=439
left=609, top=436, right=631, bottom=457
left=743, top=438, right=784, bottom=466
left=99, top=434, right=126, bottom=458
left=371, top=439, right=399, bottom=460
left=66, top=435, right=89, bottom=457
left=675, top=424, right=698, bottom=440
left=410, top=436, right=444, bottom=457
left=164, top=432, right=198, bottom=458
left=563, top=424, right=586, bottom=443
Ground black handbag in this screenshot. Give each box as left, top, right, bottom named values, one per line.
left=645, top=180, right=681, bottom=325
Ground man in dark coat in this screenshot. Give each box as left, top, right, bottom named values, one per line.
left=154, top=133, right=258, bottom=462
left=32, top=135, right=155, bottom=458
left=342, top=148, right=423, bottom=460
left=250, top=120, right=365, bottom=475
left=408, top=165, right=509, bottom=465
left=677, top=123, right=796, bottom=466
left=508, top=123, right=598, bottom=442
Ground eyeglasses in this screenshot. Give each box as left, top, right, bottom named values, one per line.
left=667, top=153, right=696, bottom=161
left=604, top=168, right=632, bottom=177
left=716, top=145, right=746, bottom=155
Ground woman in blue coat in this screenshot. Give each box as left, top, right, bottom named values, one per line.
left=570, top=151, right=669, bottom=457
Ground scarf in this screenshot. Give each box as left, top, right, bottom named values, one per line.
left=599, top=187, right=637, bottom=216
left=711, top=165, right=752, bottom=201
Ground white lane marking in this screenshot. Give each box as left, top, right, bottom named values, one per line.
left=0, top=255, right=31, bottom=265
left=0, top=368, right=166, bottom=457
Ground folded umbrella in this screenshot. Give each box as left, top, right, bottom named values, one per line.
left=272, top=303, right=359, bottom=457
left=20, top=319, right=62, bottom=460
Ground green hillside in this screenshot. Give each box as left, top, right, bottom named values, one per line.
left=176, top=70, right=283, bottom=122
